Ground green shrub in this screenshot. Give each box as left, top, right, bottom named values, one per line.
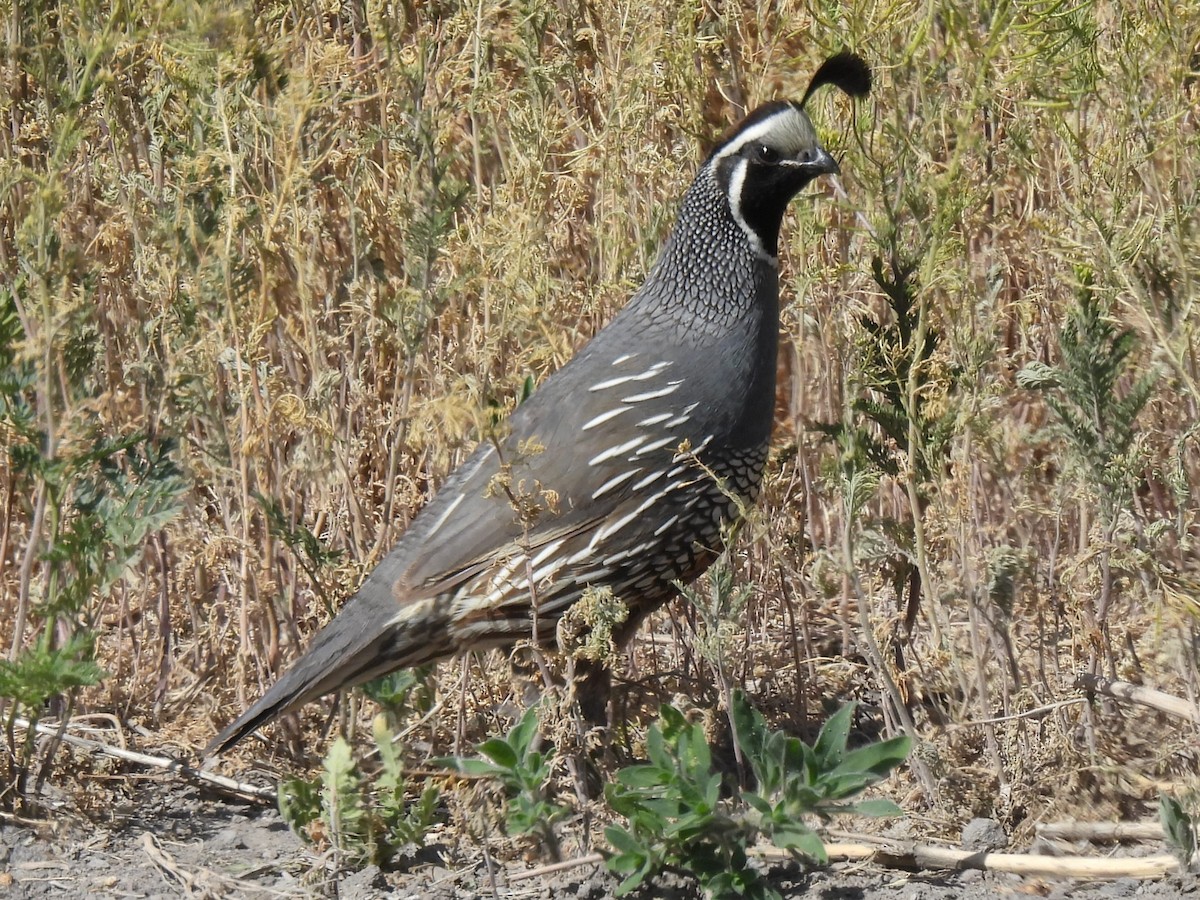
left=604, top=694, right=910, bottom=899
left=279, top=715, right=441, bottom=868
left=434, top=703, right=568, bottom=859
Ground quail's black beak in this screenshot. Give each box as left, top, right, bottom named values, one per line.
left=793, top=146, right=840, bottom=176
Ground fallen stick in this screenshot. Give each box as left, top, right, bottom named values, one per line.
left=509, top=840, right=1181, bottom=885
left=508, top=853, right=605, bottom=882
left=1075, top=674, right=1200, bottom=724
left=867, top=843, right=1179, bottom=879
left=1035, top=821, right=1165, bottom=843
left=761, top=842, right=1179, bottom=880
left=12, top=716, right=275, bottom=802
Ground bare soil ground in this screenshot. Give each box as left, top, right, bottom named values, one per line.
left=1, top=781, right=1193, bottom=899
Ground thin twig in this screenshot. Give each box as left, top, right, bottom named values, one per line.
left=142, top=832, right=290, bottom=897
left=828, top=175, right=878, bottom=240
left=1035, top=821, right=1165, bottom=843
left=508, top=852, right=605, bottom=882
left=947, top=698, right=1088, bottom=728
left=1075, top=673, right=1200, bottom=723
left=12, top=717, right=275, bottom=801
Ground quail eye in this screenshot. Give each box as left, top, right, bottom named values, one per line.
left=755, top=144, right=780, bottom=164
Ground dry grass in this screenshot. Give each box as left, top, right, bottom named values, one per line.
left=1, top=0, right=1198, bottom=850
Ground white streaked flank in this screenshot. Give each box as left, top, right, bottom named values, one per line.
left=630, top=469, right=665, bottom=490
left=572, top=567, right=615, bottom=584
left=422, top=491, right=464, bottom=539
left=635, top=411, right=674, bottom=427
left=653, top=514, right=680, bottom=536
left=581, top=406, right=627, bottom=431
left=601, top=549, right=633, bottom=566
left=623, top=380, right=683, bottom=403
left=527, top=538, right=566, bottom=570
left=565, top=545, right=593, bottom=565
left=530, top=558, right=565, bottom=585
left=592, top=467, right=644, bottom=499
left=671, top=434, right=713, bottom=462
left=588, top=373, right=646, bottom=392
left=588, top=360, right=671, bottom=392
left=588, top=435, right=647, bottom=466
left=629, top=488, right=670, bottom=520
left=662, top=402, right=699, bottom=428
left=606, top=540, right=655, bottom=566
left=595, top=506, right=646, bottom=543
left=635, top=436, right=678, bottom=456
left=485, top=558, right=523, bottom=594
left=594, top=487, right=672, bottom=543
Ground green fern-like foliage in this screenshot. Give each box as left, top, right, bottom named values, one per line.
left=812, top=254, right=960, bottom=652
left=817, top=255, right=957, bottom=490
left=1017, top=273, right=1158, bottom=509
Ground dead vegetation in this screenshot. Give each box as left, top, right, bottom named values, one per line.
left=0, top=0, right=1198, bottom=870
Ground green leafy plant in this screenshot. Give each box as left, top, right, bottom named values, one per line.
left=605, top=703, right=750, bottom=897
left=434, top=704, right=568, bottom=858
left=814, top=255, right=959, bottom=672
left=279, top=715, right=440, bottom=867
left=362, top=665, right=436, bottom=731
left=820, top=256, right=955, bottom=485
left=0, top=433, right=187, bottom=810
left=1017, top=272, right=1159, bottom=665
left=1017, top=273, right=1157, bottom=499
left=0, top=275, right=188, bottom=810
left=255, top=492, right=344, bottom=611
left=604, top=693, right=910, bottom=898
left=1160, top=794, right=1198, bottom=870
left=733, top=697, right=908, bottom=859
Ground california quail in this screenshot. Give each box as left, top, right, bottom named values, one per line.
left=207, top=53, right=871, bottom=755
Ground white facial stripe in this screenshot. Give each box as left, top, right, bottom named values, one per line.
left=727, top=158, right=776, bottom=264
left=715, top=117, right=786, bottom=161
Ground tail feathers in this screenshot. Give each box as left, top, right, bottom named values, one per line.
left=204, top=591, right=449, bottom=758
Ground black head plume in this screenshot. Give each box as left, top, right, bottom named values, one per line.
left=800, top=51, right=872, bottom=108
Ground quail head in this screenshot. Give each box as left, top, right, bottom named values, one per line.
left=207, top=52, right=871, bottom=756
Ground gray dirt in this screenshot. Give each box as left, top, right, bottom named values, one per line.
left=0, top=783, right=1195, bottom=899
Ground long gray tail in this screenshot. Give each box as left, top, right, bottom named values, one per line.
left=204, top=591, right=449, bottom=757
